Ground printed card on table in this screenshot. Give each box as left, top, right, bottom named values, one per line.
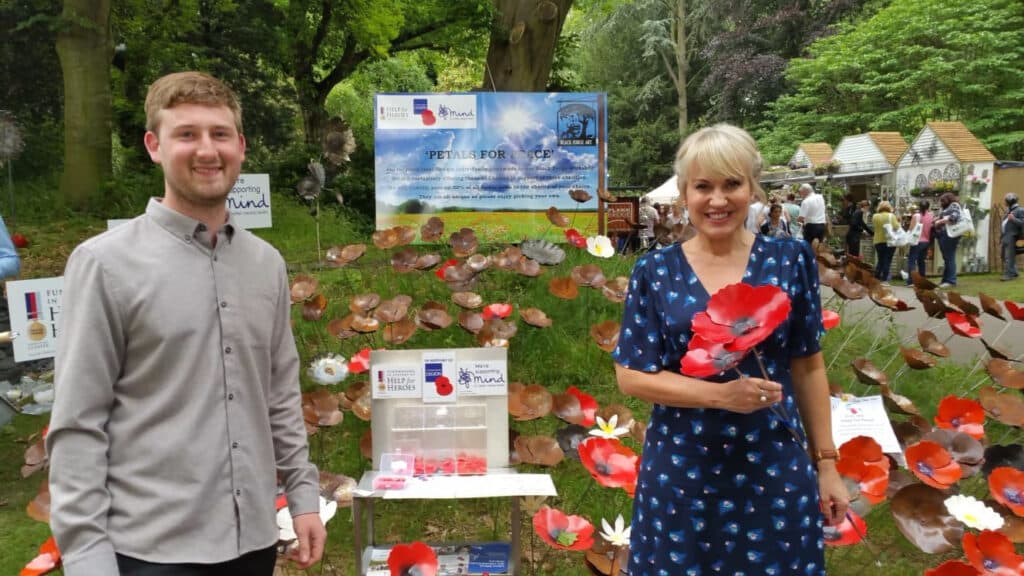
left=372, top=364, right=422, bottom=399
left=421, top=350, right=457, bottom=404
left=454, top=359, right=508, bottom=396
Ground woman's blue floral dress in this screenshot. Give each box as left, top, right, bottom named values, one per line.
left=612, top=236, right=826, bottom=576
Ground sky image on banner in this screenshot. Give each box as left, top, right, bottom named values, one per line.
left=374, top=92, right=606, bottom=243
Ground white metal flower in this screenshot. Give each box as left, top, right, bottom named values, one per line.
left=586, top=235, right=615, bottom=258
left=589, top=415, right=629, bottom=439
left=599, top=514, right=631, bottom=546
left=277, top=496, right=338, bottom=541
left=944, top=494, right=1004, bottom=531
left=308, top=354, right=348, bottom=385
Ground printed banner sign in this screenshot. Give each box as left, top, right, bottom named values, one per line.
left=455, top=360, right=508, bottom=397
left=6, top=277, right=63, bottom=362
left=421, top=350, right=457, bottom=404
left=830, top=395, right=902, bottom=454
left=372, top=364, right=422, bottom=399
left=374, top=92, right=607, bottom=243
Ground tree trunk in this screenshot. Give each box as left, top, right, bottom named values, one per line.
left=56, top=0, right=112, bottom=209
left=481, top=0, right=574, bottom=91
left=297, top=83, right=330, bottom=147
left=673, top=0, right=688, bottom=137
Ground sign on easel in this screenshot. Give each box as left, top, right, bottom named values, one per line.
left=6, top=277, right=63, bottom=362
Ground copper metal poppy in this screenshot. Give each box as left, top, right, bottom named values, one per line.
left=383, top=318, right=417, bottom=344
left=571, top=264, right=607, bottom=287
left=290, top=274, right=318, bottom=302
left=905, top=440, right=963, bottom=489
left=979, top=386, right=1024, bottom=427
left=981, top=339, right=1013, bottom=361
left=413, top=253, right=441, bottom=270
left=629, top=418, right=647, bottom=444
left=466, top=253, right=490, bottom=273
left=545, top=206, right=570, bottom=227
left=584, top=541, right=629, bottom=575
left=923, top=427, right=985, bottom=479
left=851, top=358, right=889, bottom=386
left=979, top=292, right=1006, bottom=320
left=553, top=392, right=588, bottom=426
left=458, top=311, right=484, bottom=334
left=918, top=330, right=951, bottom=357
left=390, top=247, right=419, bottom=273
left=818, top=262, right=842, bottom=288
left=26, top=479, right=50, bottom=523
left=817, top=251, right=840, bottom=269
left=602, top=276, right=629, bottom=303
left=351, top=391, right=372, bottom=421
left=963, top=530, right=1024, bottom=574
left=934, top=396, right=986, bottom=440
left=549, top=276, right=579, bottom=299
left=319, top=471, right=357, bottom=507
left=591, top=320, right=620, bottom=353
left=514, top=435, right=565, bottom=467
left=349, top=293, right=381, bottom=313
left=520, top=307, right=552, bottom=328
left=901, top=346, right=937, bottom=369
left=374, top=298, right=410, bottom=323
left=568, top=187, right=592, bottom=203
left=446, top=292, right=480, bottom=311
left=947, top=291, right=980, bottom=317
left=577, top=437, right=639, bottom=496
left=870, top=286, right=914, bottom=311
left=301, top=293, right=328, bottom=321
left=371, top=228, right=400, bottom=250
left=416, top=302, right=452, bottom=331
left=889, top=483, right=963, bottom=554
left=477, top=317, right=518, bottom=347
left=598, top=404, right=634, bottom=430
left=302, top=389, right=343, bottom=427
left=917, top=289, right=953, bottom=319
left=911, top=271, right=939, bottom=291
left=449, top=228, right=479, bottom=258
left=881, top=384, right=921, bottom=416
left=22, top=431, right=47, bottom=479
left=516, top=257, right=543, bottom=277
left=327, top=315, right=357, bottom=340
left=420, top=216, right=445, bottom=242
left=350, top=314, right=380, bottom=333
left=598, top=188, right=619, bottom=202
left=987, top=359, right=1024, bottom=389
left=508, top=383, right=552, bottom=421
left=442, top=262, right=478, bottom=291
left=324, top=243, right=366, bottom=267
left=491, top=246, right=523, bottom=270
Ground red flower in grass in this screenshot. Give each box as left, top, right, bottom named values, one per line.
left=387, top=541, right=438, bottom=576
left=822, top=509, right=867, bottom=546
left=564, top=228, right=587, bottom=248
left=1004, top=301, right=1024, bottom=322
left=690, top=283, right=791, bottom=352
left=20, top=535, right=60, bottom=576
left=533, top=506, right=595, bottom=551
left=935, top=396, right=986, bottom=440
left=822, top=309, right=841, bottom=331
left=946, top=311, right=982, bottom=338
left=835, top=460, right=888, bottom=504
left=680, top=334, right=745, bottom=378
left=925, top=560, right=981, bottom=576
left=566, top=386, right=598, bottom=427
left=482, top=303, right=513, bottom=320
left=988, top=466, right=1024, bottom=517
left=348, top=347, right=371, bottom=374
left=577, top=437, right=639, bottom=496
left=435, top=258, right=459, bottom=280
left=905, top=440, right=963, bottom=490
left=963, top=530, right=1024, bottom=576
left=839, top=436, right=889, bottom=473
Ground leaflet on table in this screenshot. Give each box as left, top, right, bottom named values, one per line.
left=380, top=472, right=557, bottom=499
left=455, top=359, right=508, bottom=396
left=830, top=395, right=902, bottom=454
left=365, top=542, right=510, bottom=575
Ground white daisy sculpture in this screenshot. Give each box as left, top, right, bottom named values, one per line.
left=589, top=415, right=630, bottom=439
left=943, top=494, right=1004, bottom=531
left=599, top=514, right=631, bottom=547
left=586, top=235, right=615, bottom=258
left=308, top=354, right=348, bottom=385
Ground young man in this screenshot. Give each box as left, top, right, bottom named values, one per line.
left=1001, top=193, right=1024, bottom=281
left=797, top=183, right=827, bottom=246
left=47, top=72, right=325, bottom=576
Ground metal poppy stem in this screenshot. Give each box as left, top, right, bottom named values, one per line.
left=963, top=320, right=1014, bottom=391
left=844, top=510, right=881, bottom=562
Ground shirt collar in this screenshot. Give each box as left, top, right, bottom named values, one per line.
left=146, top=198, right=236, bottom=243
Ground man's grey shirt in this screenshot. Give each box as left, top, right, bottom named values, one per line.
left=47, top=198, right=319, bottom=575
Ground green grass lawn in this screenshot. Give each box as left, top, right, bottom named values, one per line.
left=3, top=190, right=1023, bottom=575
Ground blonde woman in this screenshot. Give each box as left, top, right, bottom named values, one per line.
left=871, top=201, right=901, bottom=282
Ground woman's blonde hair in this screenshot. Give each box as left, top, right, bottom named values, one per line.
left=673, top=123, right=764, bottom=202
left=877, top=201, right=893, bottom=213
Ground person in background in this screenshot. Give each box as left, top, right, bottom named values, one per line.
left=47, top=71, right=325, bottom=576
left=845, top=200, right=871, bottom=259
left=614, top=123, right=844, bottom=576
left=760, top=202, right=792, bottom=239
left=639, top=196, right=659, bottom=249
left=745, top=194, right=766, bottom=234
left=840, top=194, right=856, bottom=226
left=905, top=199, right=934, bottom=285
left=0, top=214, right=21, bottom=280
left=783, top=192, right=802, bottom=239
left=932, top=192, right=963, bottom=288
left=1001, top=193, right=1024, bottom=281
left=871, top=201, right=900, bottom=283
left=798, top=183, right=827, bottom=247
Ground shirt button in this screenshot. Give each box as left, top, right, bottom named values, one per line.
left=228, top=393, right=234, bottom=400
left=232, top=441, right=239, bottom=449
left=220, top=301, right=228, bottom=308
left=225, top=346, right=232, bottom=354
left=183, top=234, right=192, bottom=243
left=235, top=489, right=241, bottom=496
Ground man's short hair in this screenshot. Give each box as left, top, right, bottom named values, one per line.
left=798, top=184, right=814, bottom=195
left=145, top=71, right=243, bottom=133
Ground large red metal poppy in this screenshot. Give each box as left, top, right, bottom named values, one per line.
left=482, top=303, right=513, bottom=320
left=577, top=437, right=639, bottom=496
left=690, top=283, right=791, bottom=352
left=20, top=536, right=61, bottom=576
left=680, top=334, right=745, bottom=377
left=1004, top=300, right=1024, bottom=322
left=836, top=460, right=889, bottom=504
left=823, top=509, right=867, bottom=546
left=946, top=311, right=982, bottom=339
left=924, top=560, right=981, bottom=576
left=822, top=309, right=841, bottom=331
left=906, top=441, right=963, bottom=490
left=839, top=436, right=890, bottom=472
left=566, top=386, right=598, bottom=427
left=532, top=506, right=596, bottom=551
left=935, top=396, right=986, bottom=440
left=387, top=541, right=438, bottom=576
left=988, top=466, right=1024, bottom=517
left=962, top=530, right=1024, bottom=575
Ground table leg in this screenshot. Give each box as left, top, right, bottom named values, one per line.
left=510, top=497, right=521, bottom=575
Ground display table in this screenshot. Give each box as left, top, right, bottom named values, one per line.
left=352, top=470, right=557, bottom=575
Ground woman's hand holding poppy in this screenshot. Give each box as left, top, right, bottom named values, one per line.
left=721, top=376, right=783, bottom=414
left=816, top=463, right=850, bottom=526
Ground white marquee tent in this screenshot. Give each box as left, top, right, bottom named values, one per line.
left=644, top=175, right=679, bottom=205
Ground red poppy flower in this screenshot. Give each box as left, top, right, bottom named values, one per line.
left=482, top=303, right=513, bottom=320
left=680, top=334, right=745, bottom=378
left=11, top=233, right=28, bottom=249
left=566, top=386, right=598, bottom=427
left=434, top=375, right=453, bottom=396
left=20, top=535, right=60, bottom=576
left=935, top=396, right=986, bottom=440
left=1005, top=301, right=1024, bottom=322
left=691, top=283, right=791, bottom=352
left=905, top=440, right=963, bottom=490
left=822, top=509, right=867, bottom=546
left=924, top=560, right=981, bottom=576
left=348, top=347, right=371, bottom=374
left=963, top=530, right=1024, bottom=576
left=577, top=437, right=639, bottom=496
left=274, top=494, right=289, bottom=510
left=387, top=541, right=438, bottom=576
left=822, top=309, right=841, bottom=331
left=835, top=460, right=888, bottom=504
left=946, top=311, right=982, bottom=338
left=564, top=228, right=587, bottom=248
left=839, top=436, right=889, bottom=472
left=532, top=506, right=595, bottom=551
left=435, top=258, right=459, bottom=280
left=988, top=466, right=1024, bottom=517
